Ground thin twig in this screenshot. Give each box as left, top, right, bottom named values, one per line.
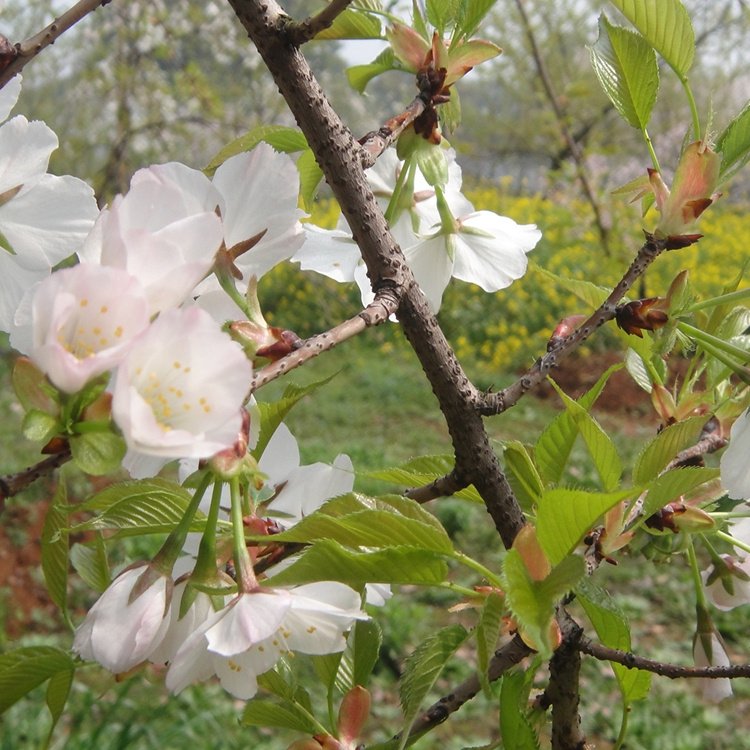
left=0, top=0, right=113, bottom=89
left=249, top=291, right=399, bottom=393
left=480, top=234, right=666, bottom=416
left=0, top=448, right=72, bottom=512
left=285, top=0, right=355, bottom=46
left=579, top=636, right=750, bottom=679
left=405, top=470, right=468, bottom=503
left=385, top=635, right=532, bottom=747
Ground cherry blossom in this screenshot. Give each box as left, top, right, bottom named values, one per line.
left=165, top=582, right=366, bottom=699
left=721, top=410, right=750, bottom=500
left=15, top=264, right=150, bottom=394
left=0, top=76, right=98, bottom=332
left=111, top=307, right=252, bottom=477
left=72, top=565, right=172, bottom=674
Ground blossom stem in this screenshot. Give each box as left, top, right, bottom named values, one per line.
left=437, top=581, right=485, bottom=599
left=677, top=321, right=750, bottom=363
left=152, top=472, right=213, bottom=574
left=613, top=702, right=630, bottom=750
left=215, top=265, right=253, bottom=319
left=451, top=551, right=503, bottom=589
left=686, top=538, right=709, bottom=611
left=191, top=480, right=225, bottom=585
left=230, top=475, right=259, bottom=592
left=716, top=530, right=750, bottom=556
left=684, top=287, right=750, bottom=314
left=384, top=156, right=414, bottom=226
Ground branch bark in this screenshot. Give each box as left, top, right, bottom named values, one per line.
left=0, top=0, right=113, bottom=89
left=286, top=0, right=355, bottom=45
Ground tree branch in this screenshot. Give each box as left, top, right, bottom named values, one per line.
left=228, top=0, right=526, bottom=550
left=480, top=234, right=667, bottom=416
left=579, top=636, right=750, bottom=679
left=285, top=0, right=355, bottom=46
left=249, top=291, right=399, bottom=393
left=0, top=448, right=72, bottom=513
left=0, top=0, right=113, bottom=89
left=547, top=622, right=587, bottom=750
left=405, top=470, right=468, bottom=503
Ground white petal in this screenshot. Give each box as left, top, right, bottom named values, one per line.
left=721, top=411, right=750, bottom=499
left=293, top=224, right=362, bottom=283
left=403, top=235, right=454, bottom=313
left=0, top=116, right=56, bottom=193
left=212, top=650, right=261, bottom=699
left=0, top=76, right=22, bottom=122
left=0, top=255, right=44, bottom=335
left=258, top=422, right=301, bottom=484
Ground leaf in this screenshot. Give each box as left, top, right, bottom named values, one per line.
left=205, top=125, right=308, bottom=174
left=350, top=618, right=383, bottom=687
left=425, top=0, right=462, bottom=33
left=347, top=49, right=397, bottom=94
left=0, top=647, right=75, bottom=714
left=609, top=0, right=695, bottom=76
left=455, top=0, right=497, bottom=40
left=535, top=364, right=623, bottom=486
left=398, top=625, right=468, bottom=749
left=577, top=581, right=652, bottom=703
left=533, top=264, right=610, bottom=309
left=499, top=670, right=540, bottom=750
left=415, top=144, right=448, bottom=188
left=265, top=539, right=448, bottom=587
left=41, top=481, right=69, bottom=614
left=365, top=455, right=482, bottom=503
left=70, top=536, right=111, bottom=592
left=439, top=83, right=462, bottom=133
left=254, top=375, right=336, bottom=460
left=69, top=431, right=126, bottom=476
left=502, top=551, right=585, bottom=658
left=547, top=380, right=623, bottom=491
left=716, top=101, right=750, bottom=183
left=298, top=147, right=325, bottom=212
left=314, top=8, right=382, bottom=40
left=537, top=487, right=634, bottom=566
left=265, top=493, right=453, bottom=554
left=476, top=593, right=505, bottom=696
left=12, top=357, right=58, bottom=413
left=638, top=467, right=720, bottom=521
left=242, top=699, right=319, bottom=734
left=69, top=478, right=197, bottom=536
left=589, top=15, right=658, bottom=130
left=631, top=414, right=706, bottom=484
left=22, top=409, right=59, bottom=443
left=502, top=441, right=543, bottom=512
left=624, top=347, right=652, bottom=392
left=45, top=668, right=74, bottom=746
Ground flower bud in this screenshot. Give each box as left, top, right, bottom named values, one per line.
left=645, top=502, right=715, bottom=534
left=615, top=298, right=668, bottom=337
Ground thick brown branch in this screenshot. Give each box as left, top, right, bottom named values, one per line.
left=228, top=0, right=526, bottom=549
left=0, top=0, right=113, bottom=89
left=480, top=234, right=666, bottom=416
left=249, top=291, right=399, bottom=393
left=579, top=636, right=750, bottom=679
left=285, top=0, right=355, bottom=45
left=547, top=623, right=587, bottom=750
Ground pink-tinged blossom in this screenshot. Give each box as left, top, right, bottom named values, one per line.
left=72, top=565, right=172, bottom=674
left=166, top=582, right=366, bottom=699
left=721, top=410, right=750, bottom=500
left=80, top=163, right=224, bottom=315
left=703, top=554, right=750, bottom=611
left=15, top=264, right=150, bottom=394
left=112, top=307, right=252, bottom=477
left=0, top=76, right=98, bottom=332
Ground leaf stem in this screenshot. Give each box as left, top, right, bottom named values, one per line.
left=680, top=76, right=701, bottom=141
left=641, top=127, right=660, bottom=172
left=451, top=550, right=504, bottom=588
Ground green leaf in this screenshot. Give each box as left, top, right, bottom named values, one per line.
left=502, top=551, right=585, bottom=658
left=70, top=478, right=196, bottom=536
left=314, top=8, right=382, bottom=40
left=717, top=101, right=750, bottom=183
left=547, top=380, right=623, bottom=491
left=476, top=593, right=505, bottom=696
left=535, top=364, right=622, bottom=485
left=631, top=414, right=706, bottom=484
left=499, top=670, right=540, bottom=750
left=45, top=667, right=74, bottom=746
left=398, top=625, right=468, bottom=749
left=12, top=357, right=58, bottom=413
left=41, top=481, right=69, bottom=614
left=624, top=347, right=652, bottom=392
left=0, top=647, right=75, bottom=714
left=537, top=487, right=634, bottom=566
left=502, top=441, right=543, bottom=512
left=265, top=493, right=453, bottom=554
left=205, top=125, right=308, bottom=174
left=455, top=0, right=497, bottom=40
left=298, top=147, right=325, bottom=212
left=439, top=84, right=462, bottom=133
left=254, top=375, right=337, bottom=460
left=365, top=455, right=483, bottom=503
left=415, top=144, right=449, bottom=188
left=266, top=539, right=448, bottom=587
left=346, top=48, right=398, bottom=94
left=577, top=581, right=652, bottom=702
left=70, top=536, right=111, bottom=592
left=69, top=430, right=126, bottom=476
left=350, top=618, right=383, bottom=687
left=22, top=409, right=59, bottom=442
left=241, top=699, right=318, bottom=734
left=533, top=264, right=610, bottom=309
left=312, top=651, right=345, bottom=698
left=609, top=0, right=695, bottom=76
left=638, top=467, right=719, bottom=521
left=590, top=15, right=658, bottom=130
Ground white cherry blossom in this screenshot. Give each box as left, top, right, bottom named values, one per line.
left=721, top=410, right=750, bottom=499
